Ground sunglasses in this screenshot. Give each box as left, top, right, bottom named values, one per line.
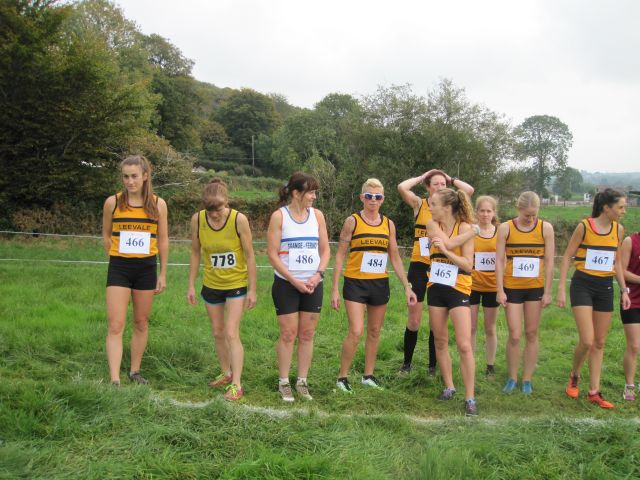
left=363, top=193, right=384, bottom=201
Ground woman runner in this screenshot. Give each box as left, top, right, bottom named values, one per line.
left=102, top=154, right=169, bottom=386
left=187, top=178, right=257, bottom=401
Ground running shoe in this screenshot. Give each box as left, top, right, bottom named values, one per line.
left=438, top=387, right=456, bottom=400
left=398, top=363, right=412, bottom=375
left=502, top=378, right=517, bottom=394
left=565, top=374, right=579, bottom=398
left=623, top=386, right=636, bottom=402
left=485, top=365, right=495, bottom=378
left=128, top=371, right=148, bottom=385
left=522, top=381, right=533, bottom=395
left=361, top=375, right=383, bottom=389
left=587, top=391, right=614, bottom=409
left=278, top=382, right=295, bottom=402
left=464, top=399, right=478, bottom=417
left=208, top=373, right=232, bottom=388
left=336, top=377, right=354, bottom=394
left=223, top=384, right=244, bottom=401
left=295, top=379, right=313, bottom=400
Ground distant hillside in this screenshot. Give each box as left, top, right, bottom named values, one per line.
left=581, top=171, right=640, bottom=190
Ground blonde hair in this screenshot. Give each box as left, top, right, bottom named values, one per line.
left=475, top=195, right=500, bottom=226
left=203, top=177, right=229, bottom=210
left=517, top=191, right=540, bottom=210
left=118, top=154, right=159, bottom=219
left=434, top=188, right=475, bottom=224
left=361, top=178, right=384, bottom=193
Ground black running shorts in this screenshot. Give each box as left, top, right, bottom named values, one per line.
left=408, top=262, right=430, bottom=303
left=569, top=270, right=614, bottom=312
left=427, top=283, right=470, bottom=309
left=470, top=290, right=499, bottom=308
left=271, top=275, right=323, bottom=315
left=343, top=277, right=390, bottom=306
left=106, top=256, right=157, bottom=290
left=504, top=287, right=544, bottom=304
left=201, top=285, right=247, bottom=305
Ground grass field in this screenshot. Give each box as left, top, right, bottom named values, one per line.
left=2, top=236, right=640, bottom=479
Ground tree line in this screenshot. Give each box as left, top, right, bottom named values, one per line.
left=1, top=0, right=574, bottom=239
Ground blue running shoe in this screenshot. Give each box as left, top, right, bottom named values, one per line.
left=522, top=381, right=533, bottom=395
left=438, top=387, right=457, bottom=400
left=465, top=399, right=478, bottom=417
left=503, top=378, right=517, bottom=394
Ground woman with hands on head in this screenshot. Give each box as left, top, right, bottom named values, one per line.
left=558, top=188, right=630, bottom=408
left=397, top=169, right=475, bottom=376
left=267, top=172, right=330, bottom=403
left=425, top=188, right=478, bottom=416
left=102, top=154, right=169, bottom=387
left=495, top=191, right=554, bottom=396
left=331, top=179, right=417, bottom=393
left=187, top=178, right=257, bottom=401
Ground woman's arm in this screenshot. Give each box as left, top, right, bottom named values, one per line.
left=557, top=222, right=584, bottom=308
left=187, top=213, right=201, bottom=306
left=155, top=198, right=169, bottom=294
left=388, top=219, right=417, bottom=306
left=331, top=216, right=355, bottom=311
left=237, top=212, right=257, bottom=309
left=427, top=221, right=474, bottom=272
left=443, top=173, right=474, bottom=196
left=266, top=210, right=311, bottom=293
left=306, top=209, right=331, bottom=291
left=542, top=221, right=555, bottom=307
left=101, top=195, right=116, bottom=256
left=495, top=222, right=509, bottom=306
left=398, top=172, right=429, bottom=214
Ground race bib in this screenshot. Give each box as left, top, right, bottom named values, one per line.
left=419, top=237, right=430, bottom=257
left=430, top=261, right=459, bottom=287
left=475, top=252, right=496, bottom=272
left=512, top=257, right=540, bottom=278
left=289, top=248, right=320, bottom=271
left=209, top=252, right=237, bottom=269
left=360, top=252, right=388, bottom=274
left=585, top=249, right=615, bottom=272
left=119, top=231, right=151, bottom=255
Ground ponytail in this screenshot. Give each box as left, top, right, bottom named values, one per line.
left=278, top=172, right=320, bottom=206
left=435, top=188, right=476, bottom=224
left=591, top=188, right=625, bottom=218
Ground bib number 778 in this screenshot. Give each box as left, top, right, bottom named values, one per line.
left=210, top=252, right=237, bottom=269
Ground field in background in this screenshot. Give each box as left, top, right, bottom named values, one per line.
left=2, top=237, right=640, bottom=478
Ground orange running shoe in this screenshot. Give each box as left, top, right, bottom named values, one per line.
left=208, top=373, right=232, bottom=388
left=565, top=374, right=579, bottom=398
left=223, top=384, right=244, bottom=401
left=587, top=391, right=614, bottom=409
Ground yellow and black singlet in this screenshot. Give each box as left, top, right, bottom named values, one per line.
left=504, top=219, right=545, bottom=289
left=410, top=198, right=433, bottom=265
left=427, top=222, right=472, bottom=295
left=472, top=226, right=497, bottom=292
left=109, top=193, right=158, bottom=258
left=344, top=213, right=390, bottom=280
left=199, top=209, right=247, bottom=290
left=574, top=218, right=618, bottom=278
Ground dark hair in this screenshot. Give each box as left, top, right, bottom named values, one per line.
left=118, top=154, right=159, bottom=219
left=278, top=172, right=320, bottom=206
left=434, top=188, right=476, bottom=224
left=424, top=170, right=451, bottom=189
left=203, top=177, right=229, bottom=210
left=592, top=188, right=625, bottom=218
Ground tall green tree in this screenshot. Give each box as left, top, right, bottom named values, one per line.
left=553, top=166, right=583, bottom=200
left=215, top=88, right=280, bottom=157
left=514, top=115, right=573, bottom=197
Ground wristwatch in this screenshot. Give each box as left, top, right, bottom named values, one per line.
left=451, top=177, right=458, bottom=185
left=317, top=270, right=325, bottom=279
left=406, top=282, right=413, bottom=289
left=622, top=287, right=630, bottom=294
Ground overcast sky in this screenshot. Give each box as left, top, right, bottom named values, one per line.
left=116, top=0, right=639, bottom=173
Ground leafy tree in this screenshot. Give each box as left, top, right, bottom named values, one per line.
left=214, top=88, right=280, bottom=156
left=553, top=166, right=583, bottom=200
left=514, top=115, right=573, bottom=197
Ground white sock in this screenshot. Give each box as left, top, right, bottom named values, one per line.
left=297, top=377, right=307, bottom=385
left=279, top=377, right=289, bottom=386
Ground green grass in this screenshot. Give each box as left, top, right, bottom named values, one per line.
left=2, top=237, right=640, bottom=479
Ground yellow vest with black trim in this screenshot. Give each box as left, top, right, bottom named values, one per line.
left=472, top=226, right=497, bottom=292
left=427, top=221, right=472, bottom=295
left=504, top=219, right=545, bottom=289
left=109, top=193, right=158, bottom=258
left=199, top=209, right=247, bottom=290
left=410, top=198, right=432, bottom=265
left=574, top=219, right=619, bottom=277
left=345, top=213, right=390, bottom=280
